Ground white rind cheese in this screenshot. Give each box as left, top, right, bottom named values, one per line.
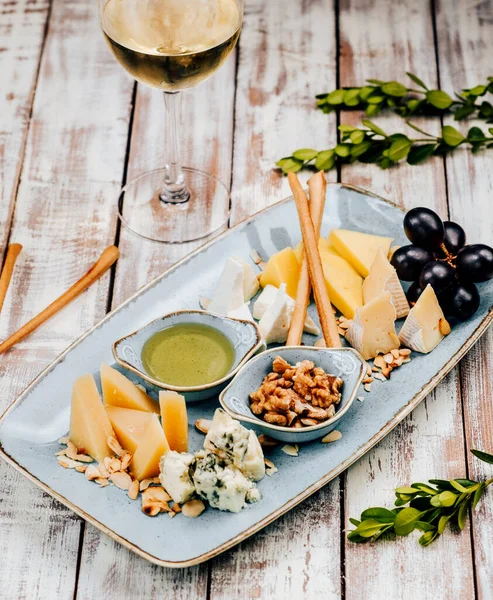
left=399, top=284, right=449, bottom=353
left=207, top=258, right=245, bottom=315
left=232, top=256, right=260, bottom=301
left=255, top=284, right=320, bottom=341
left=192, top=451, right=255, bottom=513
left=159, top=451, right=196, bottom=504
left=227, top=303, right=254, bottom=323
left=363, top=246, right=409, bottom=319
left=345, top=291, right=400, bottom=360
left=258, top=283, right=293, bottom=344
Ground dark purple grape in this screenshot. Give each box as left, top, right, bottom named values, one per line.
left=447, top=283, right=480, bottom=321
left=390, top=245, right=435, bottom=281
left=404, top=207, right=444, bottom=251
left=443, top=221, right=466, bottom=255
left=406, top=281, right=423, bottom=305
left=419, top=261, right=458, bottom=296
left=456, top=244, right=493, bottom=283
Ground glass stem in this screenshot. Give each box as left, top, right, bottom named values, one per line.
left=160, top=91, right=190, bottom=204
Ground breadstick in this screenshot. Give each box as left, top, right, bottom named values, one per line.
left=0, top=243, right=22, bottom=313
left=0, top=246, right=119, bottom=354
left=286, top=172, right=326, bottom=346
left=288, top=173, right=341, bottom=348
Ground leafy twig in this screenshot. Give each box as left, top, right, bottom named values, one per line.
left=315, top=73, right=493, bottom=122
left=347, top=449, right=493, bottom=547
left=276, top=121, right=493, bottom=174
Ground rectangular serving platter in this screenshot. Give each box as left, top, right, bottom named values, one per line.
left=0, top=183, right=492, bottom=568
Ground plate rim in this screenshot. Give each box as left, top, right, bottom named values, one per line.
left=1, top=182, right=492, bottom=568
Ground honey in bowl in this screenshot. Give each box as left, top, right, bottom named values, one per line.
left=141, top=323, right=235, bottom=387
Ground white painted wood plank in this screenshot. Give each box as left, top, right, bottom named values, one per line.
left=230, top=0, right=339, bottom=225
left=210, top=2, right=342, bottom=598
left=435, top=1, right=493, bottom=596
left=339, top=1, right=475, bottom=597
left=75, top=49, right=236, bottom=600
left=0, top=0, right=50, bottom=252
left=0, top=0, right=133, bottom=597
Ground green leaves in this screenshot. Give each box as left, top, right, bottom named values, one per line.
left=388, top=136, right=413, bottom=161
left=292, top=148, right=318, bottom=161
left=441, top=125, right=465, bottom=147
left=346, top=448, right=493, bottom=548
left=426, top=90, right=454, bottom=110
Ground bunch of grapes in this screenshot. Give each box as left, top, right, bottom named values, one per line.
left=391, top=207, right=493, bottom=321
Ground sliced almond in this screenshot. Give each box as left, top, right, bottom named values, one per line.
left=95, top=478, right=109, bottom=487
left=195, top=418, right=212, bottom=434
left=373, top=372, right=387, bottom=382
left=75, top=465, right=87, bottom=473
left=371, top=366, right=380, bottom=373
left=321, top=430, right=342, bottom=443
left=139, top=478, right=153, bottom=491
left=97, top=462, right=110, bottom=479
left=108, top=458, right=122, bottom=473
left=363, top=376, right=374, bottom=384
left=249, top=248, right=265, bottom=270
left=393, top=356, right=404, bottom=367
left=121, top=453, right=132, bottom=471
left=58, top=436, right=70, bottom=445
left=199, top=296, right=210, bottom=310
left=366, top=364, right=373, bottom=377
left=182, top=499, right=206, bottom=518
left=300, top=418, right=318, bottom=426
left=168, top=511, right=176, bottom=518
left=143, top=486, right=172, bottom=503
left=338, top=321, right=350, bottom=330
left=374, top=355, right=386, bottom=370
left=85, top=465, right=102, bottom=481
left=383, top=353, right=394, bottom=364
left=364, top=383, right=372, bottom=393
left=57, top=456, right=86, bottom=469
left=65, top=441, right=80, bottom=460
left=74, top=453, right=94, bottom=463
left=402, top=357, right=411, bottom=363
left=171, top=503, right=182, bottom=514
left=399, top=348, right=412, bottom=356
left=439, top=318, right=451, bottom=336
left=391, top=349, right=401, bottom=359
left=264, top=458, right=278, bottom=476
left=257, top=434, right=279, bottom=448
left=127, top=480, right=139, bottom=500
left=107, top=436, right=126, bottom=457
left=281, top=444, right=299, bottom=457
left=142, top=501, right=162, bottom=517
left=357, top=396, right=365, bottom=402
left=110, top=471, right=133, bottom=490
left=55, top=448, right=67, bottom=457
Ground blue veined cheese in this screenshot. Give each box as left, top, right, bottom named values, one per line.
left=242, top=430, right=265, bottom=482
left=204, top=408, right=250, bottom=468
left=159, top=451, right=196, bottom=504
left=192, top=451, right=258, bottom=513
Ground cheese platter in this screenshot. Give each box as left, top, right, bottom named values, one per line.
left=0, top=182, right=492, bottom=567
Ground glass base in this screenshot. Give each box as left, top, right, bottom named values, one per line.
left=118, top=167, right=230, bottom=243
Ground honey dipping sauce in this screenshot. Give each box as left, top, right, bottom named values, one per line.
left=141, top=323, right=235, bottom=387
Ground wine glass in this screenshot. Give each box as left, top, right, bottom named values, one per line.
left=100, top=0, right=243, bottom=243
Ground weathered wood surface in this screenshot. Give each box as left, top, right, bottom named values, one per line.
left=0, top=0, right=492, bottom=598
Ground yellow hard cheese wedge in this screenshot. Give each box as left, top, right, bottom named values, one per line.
left=399, top=285, right=449, bottom=353
left=131, top=414, right=170, bottom=480
left=159, top=391, right=188, bottom=453
left=105, top=405, right=153, bottom=454
left=363, top=246, right=409, bottom=319
left=345, top=291, right=400, bottom=360
left=329, top=229, right=394, bottom=278
left=293, top=238, right=332, bottom=264
left=69, top=374, right=116, bottom=463
left=101, top=362, right=159, bottom=414
left=259, top=247, right=300, bottom=299
left=319, top=248, right=363, bottom=319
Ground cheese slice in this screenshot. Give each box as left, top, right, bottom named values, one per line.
left=319, top=248, right=363, bottom=319
left=232, top=256, right=260, bottom=301
left=329, top=229, right=394, bottom=277
left=259, top=247, right=300, bottom=299
left=159, top=391, right=188, bottom=453
left=69, top=374, right=115, bottom=463
left=208, top=257, right=245, bottom=315
left=101, top=363, right=159, bottom=414
left=227, top=302, right=255, bottom=323
left=399, top=285, right=449, bottom=353
left=131, top=414, right=170, bottom=480
left=363, top=246, right=409, bottom=319
left=253, top=284, right=320, bottom=335
left=105, top=405, right=153, bottom=454
left=258, top=283, right=294, bottom=344
left=345, top=291, right=400, bottom=360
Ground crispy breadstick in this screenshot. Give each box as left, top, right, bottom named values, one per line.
left=288, top=173, right=341, bottom=348
left=287, top=172, right=326, bottom=346
left=0, top=243, right=22, bottom=313
left=0, top=246, right=119, bottom=354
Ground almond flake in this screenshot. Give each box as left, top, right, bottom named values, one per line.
left=171, top=503, right=182, bottom=514
left=75, top=465, right=88, bottom=473
left=168, top=511, right=176, bottom=518
left=195, top=418, right=212, bottom=434
left=95, top=478, right=109, bottom=487
left=249, top=248, right=265, bottom=269
left=143, top=486, right=172, bottom=504
left=199, top=296, right=210, bottom=310
left=374, top=355, right=386, bottom=370
left=383, top=353, right=394, bottom=364
left=58, top=436, right=70, bottom=445
left=57, top=456, right=86, bottom=469
left=127, top=480, right=139, bottom=500
left=402, top=357, right=411, bottom=363
left=121, top=453, right=132, bottom=471
left=55, top=449, right=67, bottom=457
left=393, top=356, right=404, bottom=367
left=74, top=453, right=94, bottom=463
left=366, top=364, right=373, bottom=376
left=391, top=349, right=401, bottom=359
left=339, top=321, right=350, bottom=330
left=85, top=465, right=102, bottom=481
left=264, top=458, right=278, bottom=476
left=97, top=462, right=110, bottom=479
left=182, top=499, right=206, bottom=518
left=364, top=383, right=372, bottom=393
left=322, top=430, right=342, bottom=443
left=258, top=434, right=279, bottom=448
left=363, top=376, right=374, bottom=384
left=399, top=348, right=412, bottom=356
left=65, top=441, right=80, bottom=460
left=107, top=436, right=126, bottom=457
left=110, top=471, right=133, bottom=490
left=281, top=444, right=299, bottom=457
left=357, top=396, right=365, bottom=402
left=372, top=366, right=380, bottom=373
left=373, top=373, right=387, bottom=382
left=142, top=502, right=162, bottom=517
left=139, top=479, right=153, bottom=491
left=108, top=458, right=122, bottom=473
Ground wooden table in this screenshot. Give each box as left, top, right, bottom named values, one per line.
left=1, top=0, right=492, bottom=597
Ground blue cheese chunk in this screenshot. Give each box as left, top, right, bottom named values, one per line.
left=192, top=451, right=255, bottom=513
left=204, top=409, right=249, bottom=468
left=159, top=451, right=196, bottom=504
left=242, top=430, right=265, bottom=482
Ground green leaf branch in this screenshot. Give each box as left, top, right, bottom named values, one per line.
left=347, top=449, right=493, bottom=547
left=276, top=121, right=493, bottom=174
left=315, top=73, right=493, bottom=121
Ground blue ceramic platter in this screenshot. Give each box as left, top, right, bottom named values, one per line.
left=0, top=184, right=491, bottom=568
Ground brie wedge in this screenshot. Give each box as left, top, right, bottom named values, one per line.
left=258, top=283, right=294, bottom=344
left=399, top=284, right=449, bottom=353
left=232, top=256, right=260, bottom=301
left=207, top=257, right=245, bottom=315
left=228, top=303, right=254, bottom=322
left=253, top=284, right=320, bottom=336
left=345, top=291, right=400, bottom=359
left=363, top=246, right=409, bottom=319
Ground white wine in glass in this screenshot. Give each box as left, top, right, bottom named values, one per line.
left=100, top=0, right=243, bottom=243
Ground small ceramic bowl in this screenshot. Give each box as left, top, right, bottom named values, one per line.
left=113, top=310, right=264, bottom=402
left=219, top=346, right=365, bottom=443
